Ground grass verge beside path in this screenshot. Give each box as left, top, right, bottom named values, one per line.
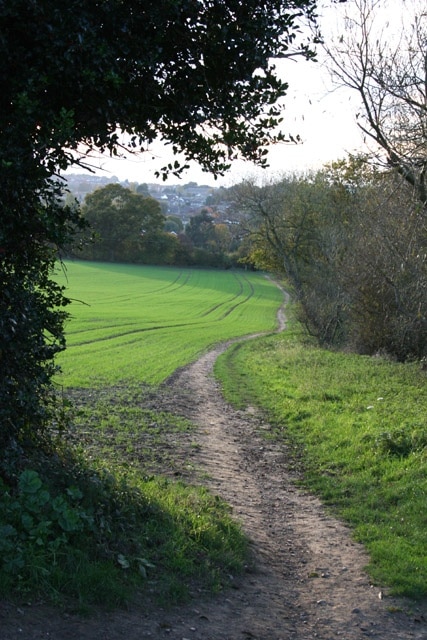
left=215, top=330, right=427, bottom=599
left=0, top=384, right=247, bottom=609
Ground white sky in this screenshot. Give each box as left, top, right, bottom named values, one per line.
left=69, top=2, right=369, bottom=188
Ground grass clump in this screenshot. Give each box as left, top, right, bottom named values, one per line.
left=216, top=331, right=427, bottom=599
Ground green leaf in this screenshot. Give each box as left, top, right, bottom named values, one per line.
left=117, top=554, right=130, bottom=569
left=18, top=470, right=43, bottom=494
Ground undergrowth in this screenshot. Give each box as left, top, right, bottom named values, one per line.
left=0, top=384, right=247, bottom=609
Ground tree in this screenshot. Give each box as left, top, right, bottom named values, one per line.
left=80, top=184, right=165, bottom=262
left=185, top=210, right=233, bottom=266
left=230, top=174, right=352, bottom=345
left=323, top=0, right=427, bottom=207
left=320, top=0, right=427, bottom=356
left=136, top=183, right=150, bottom=196
left=185, top=210, right=216, bottom=250
left=0, top=0, right=319, bottom=455
left=233, top=158, right=427, bottom=359
left=211, top=223, right=233, bottom=254
left=337, top=165, right=427, bottom=359
left=164, top=216, right=184, bottom=234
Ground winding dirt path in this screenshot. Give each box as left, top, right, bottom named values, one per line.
left=2, top=291, right=427, bottom=639
left=157, top=341, right=427, bottom=640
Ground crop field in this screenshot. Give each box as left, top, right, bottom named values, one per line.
left=55, top=260, right=283, bottom=387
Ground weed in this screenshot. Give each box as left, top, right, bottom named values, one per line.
left=0, top=378, right=248, bottom=607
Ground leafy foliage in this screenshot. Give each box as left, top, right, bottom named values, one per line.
left=79, top=184, right=165, bottom=262
left=185, top=210, right=217, bottom=250
left=0, top=416, right=247, bottom=606
left=1, top=0, right=318, bottom=177
left=0, top=470, right=94, bottom=577
left=0, top=180, right=82, bottom=450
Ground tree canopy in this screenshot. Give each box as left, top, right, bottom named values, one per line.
left=80, top=184, right=165, bottom=262
left=2, top=0, right=317, bottom=178
left=323, top=0, right=427, bottom=207
left=0, top=0, right=319, bottom=453
left=185, top=210, right=216, bottom=250
left=232, top=158, right=427, bottom=359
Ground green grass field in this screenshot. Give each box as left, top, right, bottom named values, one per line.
left=3, top=261, right=283, bottom=607
left=55, top=261, right=283, bottom=387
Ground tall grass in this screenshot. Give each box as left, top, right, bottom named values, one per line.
left=216, top=329, right=427, bottom=599
left=56, top=261, right=282, bottom=386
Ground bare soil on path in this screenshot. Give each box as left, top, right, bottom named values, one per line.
left=2, top=299, right=427, bottom=639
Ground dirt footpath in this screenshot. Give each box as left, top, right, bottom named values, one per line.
left=153, top=344, right=427, bottom=640
left=2, top=303, right=427, bottom=639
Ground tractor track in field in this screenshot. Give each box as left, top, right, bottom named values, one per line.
left=2, top=286, right=427, bottom=639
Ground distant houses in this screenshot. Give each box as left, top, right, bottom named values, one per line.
left=64, top=174, right=216, bottom=222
